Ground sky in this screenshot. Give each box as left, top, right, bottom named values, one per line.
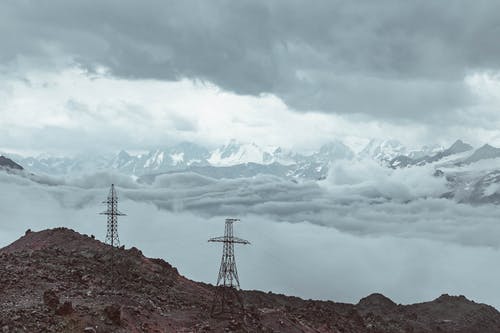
left=2, top=1, right=500, bottom=154
left=2, top=0, right=500, bottom=310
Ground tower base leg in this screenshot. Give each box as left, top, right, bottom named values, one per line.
left=210, top=286, right=245, bottom=318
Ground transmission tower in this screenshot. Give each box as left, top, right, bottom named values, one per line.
left=100, top=184, right=126, bottom=247
left=208, top=218, right=250, bottom=316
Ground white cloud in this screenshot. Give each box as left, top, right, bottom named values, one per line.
left=3, top=67, right=500, bottom=156
left=0, top=67, right=347, bottom=153
left=325, top=159, right=448, bottom=201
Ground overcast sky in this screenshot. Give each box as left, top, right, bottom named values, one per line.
left=2, top=0, right=500, bottom=153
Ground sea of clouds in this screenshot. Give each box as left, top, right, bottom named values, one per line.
left=1, top=162, right=500, bottom=308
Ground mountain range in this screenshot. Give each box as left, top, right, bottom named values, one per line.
left=3, top=139, right=357, bottom=179
left=4, top=139, right=500, bottom=176
left=3, top=139, right=500, bottom=205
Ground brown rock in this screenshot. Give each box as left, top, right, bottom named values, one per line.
left=55, top=301, right=74, bottom=316
left=43, top=290, right=60, bottom=310
left=104, top=304, right=122, bottom=325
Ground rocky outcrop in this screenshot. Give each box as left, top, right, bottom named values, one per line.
left=0, top=155, right=23, bottom=171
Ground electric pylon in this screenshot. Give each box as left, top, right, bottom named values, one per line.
left=100, top=184, right=126, bottom=247
left=208, top=218, right=250, bottom=316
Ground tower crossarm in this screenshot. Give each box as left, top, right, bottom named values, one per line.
left=100, top=210, right=127, bottom=216
left=208, top=236, right=250, bottom=244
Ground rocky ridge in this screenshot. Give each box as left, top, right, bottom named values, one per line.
left=1, top=228, right=500, bottom=332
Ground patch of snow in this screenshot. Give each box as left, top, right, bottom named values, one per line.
left=170, top=152, right=184, bottom=165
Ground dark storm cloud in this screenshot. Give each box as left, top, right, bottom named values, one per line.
left=1, top=0, right=499, bottom=120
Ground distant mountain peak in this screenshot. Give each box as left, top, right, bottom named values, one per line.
left=117, top=150, right=131, bottom=158
left=446, top=139, right=473, bottom=154
left=208, top=140, right=281, bottom=166
left=462, top=143, right=500, bottom=165
left=479, top=143, right=494, bottom=150
left=317, top=141, right=354, bottom=161
left=359, top=138, right=406, bottom=162
left=388, top=140, right=472, bottom=169
left=0, top=155, right=23, bottom=171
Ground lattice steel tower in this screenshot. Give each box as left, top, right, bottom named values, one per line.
left=208, top=218, right=250, bottom=316
left=100, top=184, right=126, bottom=247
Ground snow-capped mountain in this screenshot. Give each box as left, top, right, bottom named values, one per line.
left=407, top=144, right=444, bottom=160
left=109, top=143, right=211, bottom=174
left=359, top=139, right=407, bottom=162
left=460, top=144, right=500, bottom=165
left=467, top=170, right=500, bottom=204
left=5, top=138, right=500, bottom=205
left=141, top=141, right=355, bottom=182
left=283, top=141, right=354, bottom=180
left=359, top=139, right=444, bottom=165
left=437, top=169, right=500, bottom=205
left=7, top=140, right=357, bottom=179
left=427, top=139, right=473, bottom=164
left=12, top=143, right=211, bottom=176
left=313, top=141, right=354, bottom=163
left=6, top=138, right=499, bottom=189
left=208, top=140, right=280, bottom=166
left=389, top=139, right=473, bottom=168
left=21, top=154, right=110, bottom=175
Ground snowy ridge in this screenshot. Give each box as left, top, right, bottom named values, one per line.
left=5, top=139, right=500, bottom=205
left=6, top=139, right=500, bottom=184
left=208, top=140, right=278, bottom=166
left=359, top=139, right=407, bottom=162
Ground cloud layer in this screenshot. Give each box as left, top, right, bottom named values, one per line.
left=2, top=168, right=500, bottom=308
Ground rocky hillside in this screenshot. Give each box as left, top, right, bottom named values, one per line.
left=1, top=228, right=500, bottom=332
